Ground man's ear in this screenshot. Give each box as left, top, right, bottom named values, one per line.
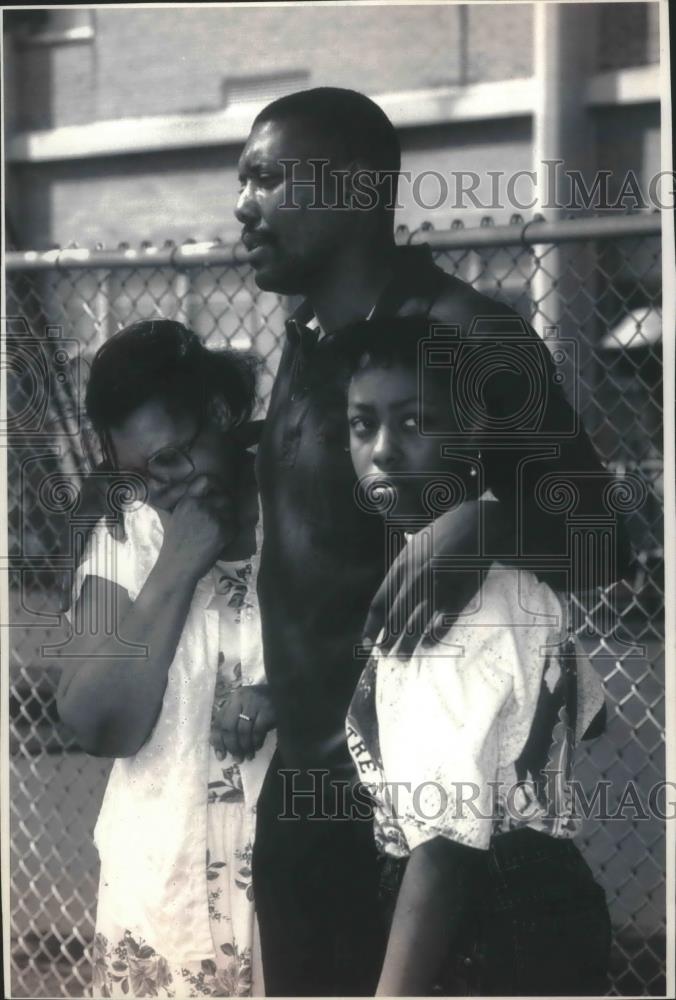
left=341, top=159, right=367, bottom=208
left=342, top=159, right=390, bottom=214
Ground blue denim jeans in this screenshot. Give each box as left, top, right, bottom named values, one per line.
left=381, top=828, right=612, bottom=997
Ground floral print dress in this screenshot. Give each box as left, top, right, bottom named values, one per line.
left=72, top=505, right=274, bottom=998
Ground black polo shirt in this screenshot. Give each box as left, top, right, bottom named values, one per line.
left=255, top=245, right=623, bottom=774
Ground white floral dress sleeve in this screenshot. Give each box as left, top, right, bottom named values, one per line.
left=69, top=517, right=136, bottom=611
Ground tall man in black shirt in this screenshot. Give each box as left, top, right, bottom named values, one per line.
left=234, top=88, right=629, bottom=996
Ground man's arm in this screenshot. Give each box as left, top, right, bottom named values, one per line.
left=482, top=330, right=633, bottom=588
left=432, top=280, right=633, bottom=586
left=363, top=500, right=493, bottom=652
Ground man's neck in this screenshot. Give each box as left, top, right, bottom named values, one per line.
left=308, top=237, right=396, bottom=334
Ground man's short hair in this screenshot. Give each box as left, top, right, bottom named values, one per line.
left=254, top=87, right=401, bottom=178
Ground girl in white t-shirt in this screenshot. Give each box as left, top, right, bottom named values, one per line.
left=57, top=320, right=275, bottom=997
left=336, top=317, right=611, bottom=997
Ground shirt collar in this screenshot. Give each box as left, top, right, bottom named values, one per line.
left=370, top=243, right=441, bottom=318
left=285, top=243, right=439, bottom=343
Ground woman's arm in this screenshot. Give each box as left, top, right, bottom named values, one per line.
left=57, top=475, right=235, bottom=758
left=376, top=836, right=483, bottom=997
left=57, top=558, right=199, bottom=758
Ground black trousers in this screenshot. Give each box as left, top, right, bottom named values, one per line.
left=252, top=755, right=387, bottom=996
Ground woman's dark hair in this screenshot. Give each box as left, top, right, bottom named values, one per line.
left=85, top=319, right=258, bottom=467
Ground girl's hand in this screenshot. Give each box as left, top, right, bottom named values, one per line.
left=160, top=474, right=237, bottom=582
left=211, top=684, right=276, bottom=762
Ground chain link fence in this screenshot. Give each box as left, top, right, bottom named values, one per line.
left=5, top=212, right=665, bottom=997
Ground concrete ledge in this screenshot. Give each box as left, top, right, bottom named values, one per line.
left=6, top=68, right=660, bottom=164
left=586, top=65, right=662, bottom=107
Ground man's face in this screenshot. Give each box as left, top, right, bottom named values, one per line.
left=235, top=118, right=352, bottom=295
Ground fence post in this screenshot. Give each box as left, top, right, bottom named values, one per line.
left=532, top=3, right=599, bottom=425
left=172, top=270, right=192, bottom=328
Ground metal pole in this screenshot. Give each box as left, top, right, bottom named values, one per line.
left=5, top=215, right=661, bottom=272
left=532, top=2, right=599, bottom=415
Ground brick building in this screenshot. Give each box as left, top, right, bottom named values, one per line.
left=4, top=2, right=663, bottom=248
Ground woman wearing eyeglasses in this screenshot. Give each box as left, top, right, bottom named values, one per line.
left=56, top=319, right=276, bottom=998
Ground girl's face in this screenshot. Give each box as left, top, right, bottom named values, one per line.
left=347, top=364, right=462, bottom=517
left=108, top=397, right=241, bottom=512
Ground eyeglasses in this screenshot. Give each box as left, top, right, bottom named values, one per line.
left=145, top=421, right=204, bottom=483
